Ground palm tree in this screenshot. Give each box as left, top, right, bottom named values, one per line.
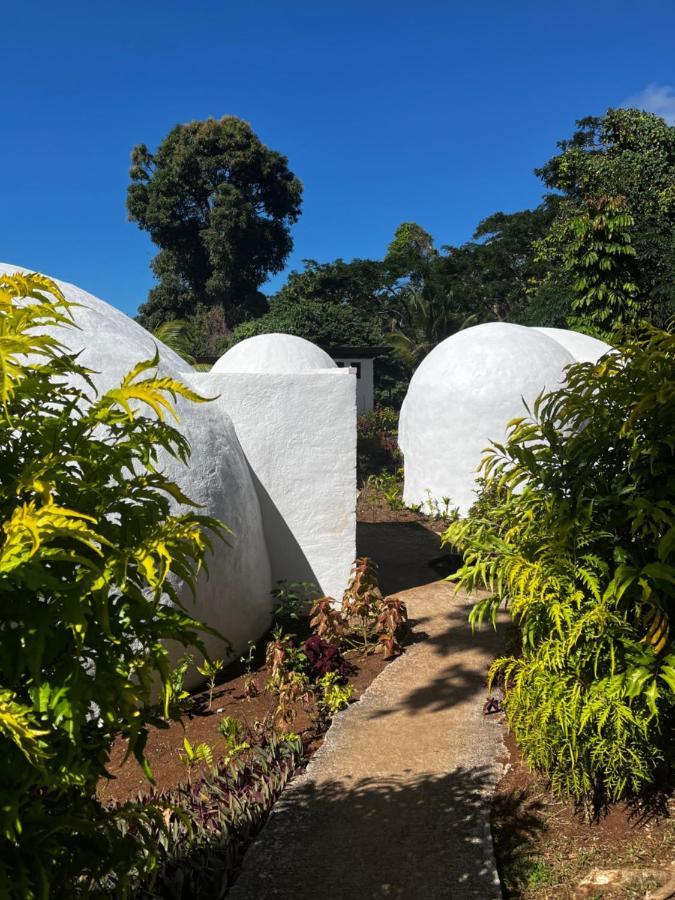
left=151, top=319, right=196, bottom=365
left=386, top=287, right=475, bottom=370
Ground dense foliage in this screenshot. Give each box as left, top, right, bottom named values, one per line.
left=128, top=116, right=303, bottom=330
left=0, top=273, right=227, bottom=895
left=536, top=108, right=675, bottom=329
left=445, top=324, right=675, bottom=805
left=135, top=107, right=673, bottom=385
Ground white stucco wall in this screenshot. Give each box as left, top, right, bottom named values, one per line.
left=399, top=322, right=575, bottom=515
left=0, top=262, right=273, bottom=680
left=193, top=367, right=357, bottom=601
left=533, top=327, right=612, bottom=363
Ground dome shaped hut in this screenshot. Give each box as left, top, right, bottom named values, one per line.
left=0, top=262, right=273, bottom=677
left=399, top=322, right=576, bottom=515
left=212, top=333, right=336, bottom=374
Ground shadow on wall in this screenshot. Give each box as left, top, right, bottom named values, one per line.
left=230, top=766, right=505, bottom=899
left=250, top=469, right=320, bottom=591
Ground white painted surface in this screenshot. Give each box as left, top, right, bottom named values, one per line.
left=193, top=368, right=357, bottom=601
left=213, top=332, right=337, bottom=373
left=533, top=327, right=612, bottom=363
left=0, top=262, right=193, bottom=393
left=399, top=322, right=575, bottom=515
left=0, top=262, right=273, bottom=681
left=334, top=357, right=374, bottom=414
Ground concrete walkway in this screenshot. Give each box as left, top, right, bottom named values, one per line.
left=230, top=523, right=507, bottom=900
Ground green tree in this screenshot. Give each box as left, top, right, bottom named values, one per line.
left=535, top=108, right=675, bottom=328
left=386, top=284, right=475, bottom=370
left=384, top=222, right=438, bottom=285
left=128, top=116, right=303, bottom=330
left=440, top=203, right=562, bottom=324
left=563, top=195, right=640, bottom=332
left=228, top=257, right=387, bottom=348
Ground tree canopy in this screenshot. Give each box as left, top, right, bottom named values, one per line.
left=132, top=107, right=674, bottom=399
left=535, top=108, right=675, bottom=329
left=128, top=116, right=303, bottom=329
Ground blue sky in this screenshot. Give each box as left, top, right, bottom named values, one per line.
left=2, top=1, right=674, bottom=317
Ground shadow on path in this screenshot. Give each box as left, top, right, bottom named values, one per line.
left=230, top=766, right=503, bottom=899
left=357, top=521, right=461, bottom=596
left=372, top=602, right=507, bottom=718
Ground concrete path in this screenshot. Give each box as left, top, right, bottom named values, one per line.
left=230, top=523, right=507, bottom=900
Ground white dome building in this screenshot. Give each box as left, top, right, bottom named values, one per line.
left=212, top=333, right=336, bottom=374
left=0, top=263, right=273, bottom=680
left=399, top=322, right=576, bottom=516
left=533, top=327, right=612, bottom=363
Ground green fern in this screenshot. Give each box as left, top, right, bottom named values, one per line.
left=445, top=323, right=675, bottom=805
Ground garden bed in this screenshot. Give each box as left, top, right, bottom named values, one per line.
left=492, top=730, right=675, bottom=899
left=98, top=636, right=395, bottom=804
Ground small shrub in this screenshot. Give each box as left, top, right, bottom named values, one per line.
left=317, top=672, right=355, bottom=718
left=265, top=628, right=307, bottom=683
left=179, top=738, right=214, bottom=783
left=309, top=596, right=347, bottom=644
left=342, top=557, right=384, bottom=650
left=271, top=579, right=320, bottom=628
left=367, top=470, right=404, bottom=510
left=375, top=598, right=408, bottom=659
left=197, top=656, right=224, bottom=709
left=218, top=716, right=250, bottom=759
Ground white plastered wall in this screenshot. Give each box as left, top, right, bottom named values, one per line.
left=191, top=368, right=357, bottom=601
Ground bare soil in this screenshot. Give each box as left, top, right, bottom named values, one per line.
left=357, top=483, right=450, bottom=533
left=98, top=643, right=392, bottom=803
left=492, top=729, right=675, bottom=899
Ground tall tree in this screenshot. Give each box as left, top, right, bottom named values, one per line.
left=127, top=116, right=303, bottom=329
left=439, top=203, right=561, bottom=324
left=535, top=108, right=675, bottom=329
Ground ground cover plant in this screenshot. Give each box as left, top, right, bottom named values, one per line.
left=92, top=566, right=408, bottom=895
left=129, top=728, right=303, bottom=899
left=0, top=273, right=227, bottom=896
left=445, top=323, right=675, bottom=808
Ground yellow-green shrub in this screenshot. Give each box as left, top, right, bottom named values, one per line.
left=445, top=324, right=674, bottom=805
left=0, top=273, right=226, bottom=895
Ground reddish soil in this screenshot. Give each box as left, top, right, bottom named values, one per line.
left=98, top=642, right=391, bottom=804
left=492, top=729, right=675, bottom=898
left=356, top=483, right=450, bottom=534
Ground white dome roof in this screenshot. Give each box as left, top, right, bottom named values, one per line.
left=0, top=262, right=272, bottom=673
left=213, top=333, right=336, bottom=374
left=533, top=327, right=612, bottom=363
left=399, top=322, right=575, bottom=515
left=0, top=262, right=193, bottom=392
